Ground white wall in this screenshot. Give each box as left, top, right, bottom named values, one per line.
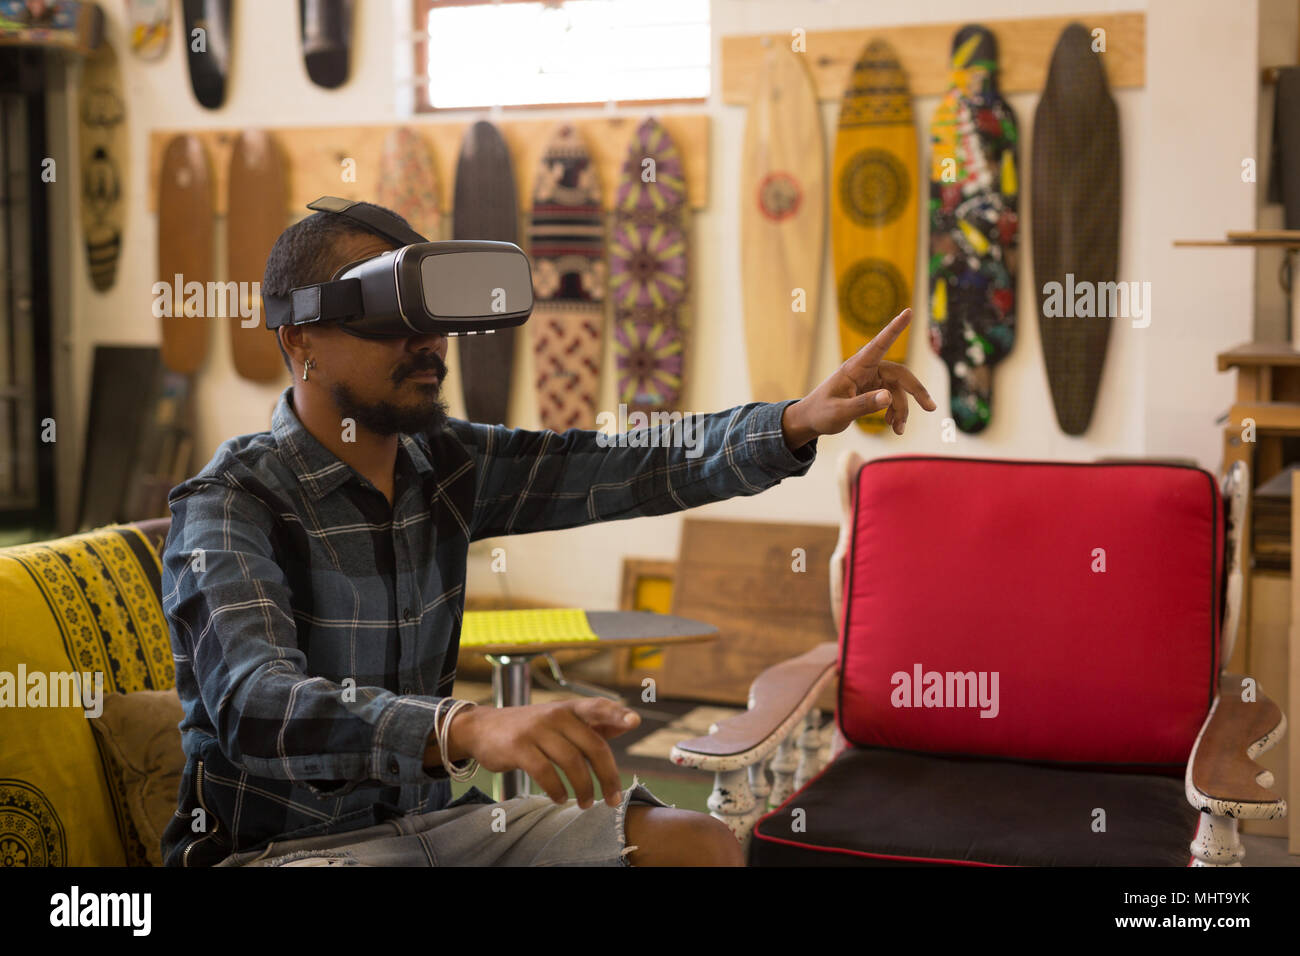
left=59, top=0, right=1264, bottom=611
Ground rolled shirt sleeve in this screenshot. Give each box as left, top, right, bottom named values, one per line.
left=163, top=479, right=448, bottom=796
left=449, top=399, right=818, bottom=540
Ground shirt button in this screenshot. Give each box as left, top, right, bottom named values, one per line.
left=403, top=608, right=412, bottom=622
left=402, top=686, right=413, bottom=695
left=388, top=756, right=400, bottom=775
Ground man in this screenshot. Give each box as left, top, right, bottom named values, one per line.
left=160, top=201, right=935, bottom=867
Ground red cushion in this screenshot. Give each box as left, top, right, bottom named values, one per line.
left=837, top=456, right=1222, bottom=769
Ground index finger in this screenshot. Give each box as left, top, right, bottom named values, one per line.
left=567, top=699, right=633, bottom=806
left=850, top=308, right=912, bottom=369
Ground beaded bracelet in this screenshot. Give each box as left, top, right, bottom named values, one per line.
left=437, top=699, right=479, bottom=781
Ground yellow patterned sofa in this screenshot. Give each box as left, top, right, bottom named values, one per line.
left=0, top=519, right=173, bottom=866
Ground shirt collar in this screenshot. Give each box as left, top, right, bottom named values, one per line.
left=271, top=386, right=436, bottom=501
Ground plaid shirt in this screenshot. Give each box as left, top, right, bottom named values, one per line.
left=159, top=386, right=817, bottom=865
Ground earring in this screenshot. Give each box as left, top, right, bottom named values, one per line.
left=302, top=358, right=315, bottom=382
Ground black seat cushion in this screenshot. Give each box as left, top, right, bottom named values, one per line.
left=750, top=747, right=1199, bottom=866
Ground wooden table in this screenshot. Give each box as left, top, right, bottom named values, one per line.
left=465, top=610, right=719, bottom=799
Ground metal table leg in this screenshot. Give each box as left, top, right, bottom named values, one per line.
left=485, top=653, right=535, bottom=800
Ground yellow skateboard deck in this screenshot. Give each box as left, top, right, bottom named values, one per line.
left=741, top=43, right=825, bottom=404
left=831, top=39, right=917, bottom=432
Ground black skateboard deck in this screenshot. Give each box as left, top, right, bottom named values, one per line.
left=1032, top=22, right=1120, bottom=436
left=182, top=0, right=232, bottom=109
left=299, top=0, right=352, bottom=89
left=454, top=120, right=519, bottom=426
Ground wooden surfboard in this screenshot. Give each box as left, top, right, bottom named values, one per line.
left=182, top=0, right=232, bottom=110
left=127, top=0, right=171, bottom=60
left=528, top=124, right=605, bottom=431
left=227, top=129, right=288, bottom=382
left=79, top=38, right=126, bottom=292
left=299, top=0, right=352, bottom=90
left=610, top=117, right=689, bottom=415
left=1032, top=22, right=1120, bottom=436
left=832, top=39, right=917, bottom=432
left=157, top=134, right=214, bottom=375
left=928, top=24, right=1019, bottom=435
left=741, top=42, right=825, bottom=404
left=454, top=120, right=518, bottom=426
left=376, top=126, right=440, bottom=239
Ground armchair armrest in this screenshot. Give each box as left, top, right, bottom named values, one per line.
left=670, top=642, right=837, bottom=772
left=1185, top=672, right=1288, bottom=820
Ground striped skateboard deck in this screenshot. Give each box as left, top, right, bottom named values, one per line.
left=182, top=0, right=232, bottom=109
left=928, top=24, right=1020, bottom=435
left=127, top=0, right=171, bottom=60
left=157, top=134, right=214, bottom=375
left=832, top=39, right=917, bottom=432
left=610, top=117, right=689, bottom=415
left=1032, top=22, right=1120, bottom=436
left=528, top=124, right=605, bottom=432
left=79, top=38, right=126, bottom=291
left=376, top=127, right=441, bottom=240
left=454, top=120, right=518, bottom=426
left=227, top=129, right=287, bottom=382
left=741, top=42, right=825, bottom=404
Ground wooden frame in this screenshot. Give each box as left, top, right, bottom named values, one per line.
left=614, top=557, right=676, bottom=687
left=720, top=12, right=1146, bottom=105
left=411, top=0, right=709, bottom=114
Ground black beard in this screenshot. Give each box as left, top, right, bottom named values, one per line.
left=329, top=380, right=450, bottom=437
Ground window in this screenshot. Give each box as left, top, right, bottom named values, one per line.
left=413, top=0, right=710, bottom=111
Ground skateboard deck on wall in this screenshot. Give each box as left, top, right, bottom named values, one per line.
left=376, top=126, right=441, bottom=239
left=158, top=134, right=214, bottom=375
left=126, top=0, right=171, bottom=60
left=78, top=38, right=126, bottom=291
left=741, top=42, right=825, bottom=404
left=227, top=129, right=288, bottom=382
left=832, top=38, right=917, bottom=433
left=528, top=124, right=606, bottom=431
left=454, top=120, right=519, bottom=426
left=182, top=0, right=232, bottom=109
left=1032, top=22, right=1120, bottom=436
left=610, top=117, right=689, bottom=415
left=299, top=0, right=352, bottom=90
left=928, top=24, right=1019, bottom=435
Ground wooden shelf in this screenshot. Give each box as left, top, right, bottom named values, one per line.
left=1218, top=342, right=1300, bottom=372
left=720, top=12, right=1145, bottom=105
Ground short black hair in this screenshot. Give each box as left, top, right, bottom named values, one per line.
left=262, top=202, right=412, bottom=371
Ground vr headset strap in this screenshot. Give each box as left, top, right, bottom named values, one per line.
left=264, top=278, right=364, bottom=330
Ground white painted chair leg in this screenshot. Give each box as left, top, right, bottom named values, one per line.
left=770, top=727, right=800, bottom=807
left=750, top=755, right=772, bottom=813
left=795, top=709, right=823, bottom=790
left=1189, top=811, right=1246, bottom=866
left=709, top=767, right=758, bottom=851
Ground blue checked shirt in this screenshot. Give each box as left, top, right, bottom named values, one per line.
left=159, top=386, right=817, bottom=865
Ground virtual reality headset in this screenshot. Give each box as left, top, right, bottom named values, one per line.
left=263, top=196, right=533, bottom=339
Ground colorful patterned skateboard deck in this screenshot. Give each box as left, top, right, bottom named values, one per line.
left=610, top=117, right=689, bottom=415
left=227, top=129, right=288, bottom=382
left=832, top=39, right=917, bottom=432
left=299, top=0, right=352, bottom=90
left=79, top=37, right=126, bottom=291
left=528, top=124, right=605, bottom=431
left=182, top=0, right=232, bottom=109
left=157, top=134, right=213, bottom=374
left=454, top=120, right=518, bottom=426
left=741, top=43, right=825, bottom=404
left=1032, top=22, right=1120, bottom=436
left=928, top=24, right=1019, bottom=435
left=376, top=126, right=441, bottom=240
left=127, top=0, right=171, bottom=60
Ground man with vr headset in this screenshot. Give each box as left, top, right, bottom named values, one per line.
left=159, top=198, right=935, bottom=867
